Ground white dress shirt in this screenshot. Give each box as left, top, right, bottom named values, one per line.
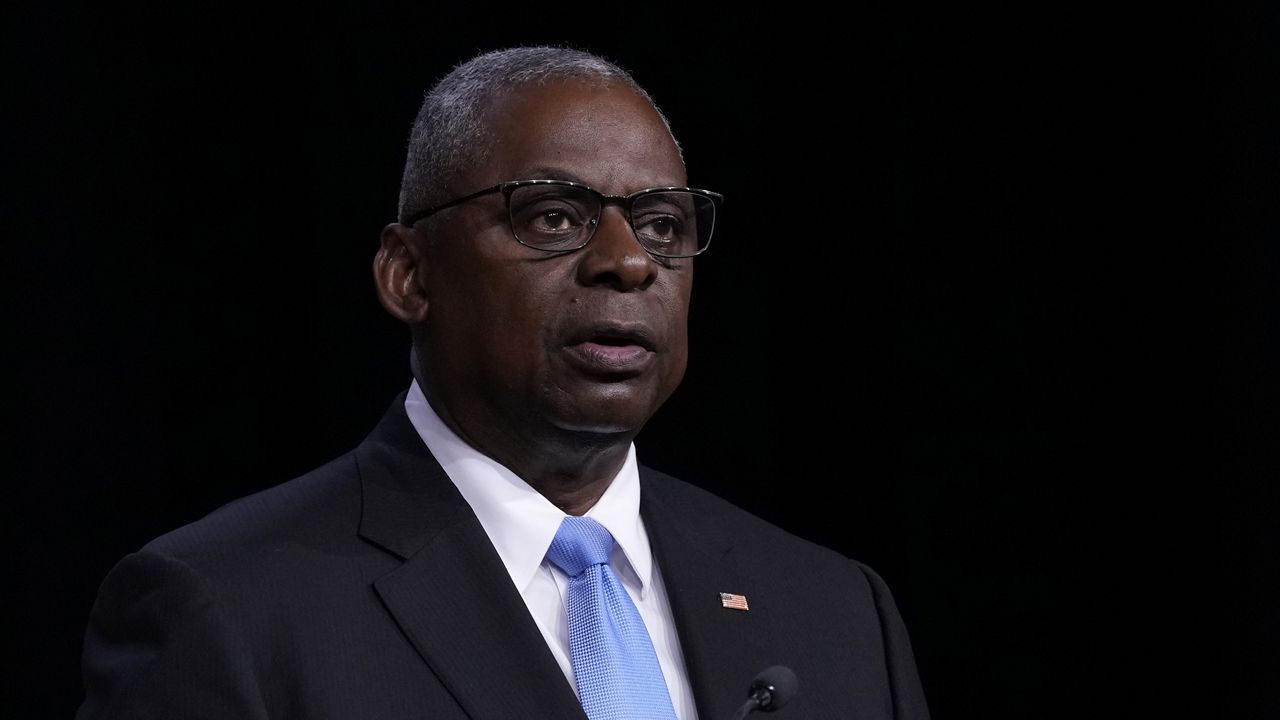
left=404, top=380, right=699, bottom=719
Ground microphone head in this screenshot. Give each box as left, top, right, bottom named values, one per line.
left=749, top=665, right=799, bottom=711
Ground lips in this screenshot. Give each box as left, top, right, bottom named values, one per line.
left=563, top=321, right=658, bottom=376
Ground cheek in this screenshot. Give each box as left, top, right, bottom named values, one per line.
left=429, top=260, right=546, bottom=365
left=670, top=268, right=694, bottom=330
left=662, top=274, right=694, bottom=371
left=489, top=270, right=570, bottom=359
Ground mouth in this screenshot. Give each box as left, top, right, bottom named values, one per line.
left=571, top=322, right=656, bottom=351
left=563, top=322, right=658, bottom=376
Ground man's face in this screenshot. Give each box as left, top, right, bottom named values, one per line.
left=417, top=79, right=692, bottom=444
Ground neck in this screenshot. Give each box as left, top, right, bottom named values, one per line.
left=517, top=447, right=628, bottom=516
left=419, top=381, right=633, bottom=516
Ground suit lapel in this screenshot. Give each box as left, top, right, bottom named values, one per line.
left=352, top=395, right=777, bottom=719
left=356, top=397, right=587, bottom=720
left=641, top=473, right=782, bottom=720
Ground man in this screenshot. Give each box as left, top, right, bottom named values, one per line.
left=77, top=47, right=929, bottom=719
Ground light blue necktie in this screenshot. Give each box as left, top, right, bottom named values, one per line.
left=546, top=516, right=678, bottom=720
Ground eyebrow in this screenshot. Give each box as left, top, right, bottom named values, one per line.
left=522, top=166, right=588, bottom=185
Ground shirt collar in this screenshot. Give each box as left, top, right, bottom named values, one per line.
left=403, top=380, right=652, bottom=596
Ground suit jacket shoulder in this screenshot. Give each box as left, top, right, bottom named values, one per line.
left=79, top=401, right=587, bottom=719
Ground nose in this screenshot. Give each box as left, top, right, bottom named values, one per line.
left=574, top=205, right=658, bottom=291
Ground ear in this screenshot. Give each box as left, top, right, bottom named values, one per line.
left=373, top=222, right=430, bottom=324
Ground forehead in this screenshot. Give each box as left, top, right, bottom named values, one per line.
left=468, top=79, right=687, bottom=195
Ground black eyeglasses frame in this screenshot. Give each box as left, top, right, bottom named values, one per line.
left=403, top=179, right=723, bottom=258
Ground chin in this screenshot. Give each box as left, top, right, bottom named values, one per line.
left=549, top=412, right=649, bottom=437
left=537, top=364, right=680, bottom=439
left=544, top=392, right=658, bottom=438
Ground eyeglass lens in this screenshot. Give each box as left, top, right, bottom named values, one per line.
left=508, top=184, right=714, bottom=257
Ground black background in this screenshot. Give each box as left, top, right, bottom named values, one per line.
left=5, top=5, right=1277, bottom=718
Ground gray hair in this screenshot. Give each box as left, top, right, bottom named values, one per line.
left=396, top=46, right=683, bottom=224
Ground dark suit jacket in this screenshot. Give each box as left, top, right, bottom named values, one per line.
left=77, top=395, right=929, bottom=719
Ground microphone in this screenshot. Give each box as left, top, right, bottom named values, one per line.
left=728, top=665, right=799, bottom=720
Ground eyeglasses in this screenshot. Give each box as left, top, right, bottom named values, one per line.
left=404, top=179, right=723, bottom=258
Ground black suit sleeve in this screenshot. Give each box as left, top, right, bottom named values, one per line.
left=77, top=551, right=269, bottom=720
left=858, top=562, right=931, bottom=720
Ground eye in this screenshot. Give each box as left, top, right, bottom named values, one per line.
left=635, top=214, right=683, bottom=244
left=507, top=184, right=599, bottom=247
left=512, top=197, right=592, bottom=247
left=531, top=209, right=575, bottom=232
left=629, top=191, right=714, bottom=256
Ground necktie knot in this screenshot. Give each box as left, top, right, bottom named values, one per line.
left=546, top=516, right=615, bottom=577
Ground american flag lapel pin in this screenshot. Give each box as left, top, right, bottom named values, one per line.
left=719, top=592, right=749, bottom=611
